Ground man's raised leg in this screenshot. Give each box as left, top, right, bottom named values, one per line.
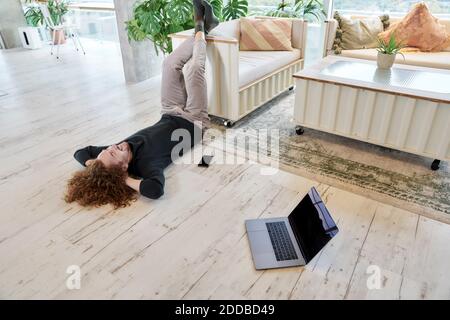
left=183, top=32, right=209, bottom=126
left=161, top=0, right=205, bottom=112
left=160, top=37, right=195, bottom=111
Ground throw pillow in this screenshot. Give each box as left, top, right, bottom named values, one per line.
left=332, top=12, right=388, bottom=54
left=378, top=2, right=450, bottom=52
left=333, top=11, right=390, bottom=54
left=239, top=18, right=293, bottom=51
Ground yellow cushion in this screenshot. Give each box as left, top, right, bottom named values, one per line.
left=336, top=13, right=384, bottom=50
left=378, top=3, right=450, bottom=52
left=239, top=18, right=293, bottom=51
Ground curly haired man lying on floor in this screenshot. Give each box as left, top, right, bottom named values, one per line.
left=65, top=0, right=219, bottom=208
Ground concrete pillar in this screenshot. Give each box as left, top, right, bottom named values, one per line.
left=0, top=0, right=28, bottom=49
left=113, top=0, right=163, bottom=83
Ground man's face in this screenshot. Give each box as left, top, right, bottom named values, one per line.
left=97, top=142, right=131, bottom=170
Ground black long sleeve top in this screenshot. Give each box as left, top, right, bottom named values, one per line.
left=73, top=114, right=200, bottom=199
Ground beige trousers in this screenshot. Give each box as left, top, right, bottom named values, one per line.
left=160, top=36, right=210, bottom=128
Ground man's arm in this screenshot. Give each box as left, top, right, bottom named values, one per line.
left=125, top=176, right=141, bottom=192
left=73, top=146, right=108, bottom=166
left=125, top=168, right=165, bottom=199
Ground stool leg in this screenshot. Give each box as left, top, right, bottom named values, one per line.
left=56, top=30, right=61, bottom=59
left=74, top=31, right=85, bottom=55
left=50, top=29, right=56, bottom=55
left=68, top=28, right=79, bottom=51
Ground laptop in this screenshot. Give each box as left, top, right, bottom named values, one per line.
left=245, top=187, right=339, bottom=270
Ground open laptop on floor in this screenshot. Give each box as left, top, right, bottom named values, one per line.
left=245, top=187, right=339, bottom=270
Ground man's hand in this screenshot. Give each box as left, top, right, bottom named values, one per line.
left=125, top=175, right=141, bottom=193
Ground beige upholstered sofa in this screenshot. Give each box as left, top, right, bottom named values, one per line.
left=170, top=17, right=308, bottom=126
left=323, top=15, right=450, bottom=70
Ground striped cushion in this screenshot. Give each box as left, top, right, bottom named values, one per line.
left=239, top=18, right=293, bottom=51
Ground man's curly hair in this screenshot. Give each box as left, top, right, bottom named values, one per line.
left=65, top=160, right=137, bottom=209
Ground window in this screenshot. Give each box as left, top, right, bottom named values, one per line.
left=66, top=1, right=117, bottom=42
left=247, top=0, right=277, bottom=15
left=333, top=0, right=450, bottom=16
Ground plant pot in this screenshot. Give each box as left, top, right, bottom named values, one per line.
left=377, top=52, right=396, bottom=69
left=53, top=30, right=66, bottom=45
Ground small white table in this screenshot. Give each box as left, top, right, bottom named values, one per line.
left=293, top=56, right=450, bottom=170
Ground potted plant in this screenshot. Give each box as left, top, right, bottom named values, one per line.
left=376, top=34, right=405, bottom=69
left=266, top=0, right=326, bottom=22
left=126, top=0, right=249, bottom=55
left=24, top=0, right=69, bottom=44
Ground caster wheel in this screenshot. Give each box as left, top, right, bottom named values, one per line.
left=224, top=120, right=234, bottom=128
left=295, top=126, right=304, bottom=135
left=431, top=159, right=440, bottom=171
left=289, top=85, right=294, bottom=91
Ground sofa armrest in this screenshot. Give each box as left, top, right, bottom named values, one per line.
left=169, top=30, right=238, bottom=44
left=291, top=20, right=308, bottom=58
left=323, top=19, right=338, bottom=57
left=169, top=18, right=240, bottom=44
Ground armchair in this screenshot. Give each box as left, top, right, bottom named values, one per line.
left=169, top=17, right=308, bottom=126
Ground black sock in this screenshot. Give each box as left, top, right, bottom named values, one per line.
left=195, top=21, right=204, bottom=33
left=203, top=0, right=219, bottom=34
left=193, top=0, right=205, bottom=33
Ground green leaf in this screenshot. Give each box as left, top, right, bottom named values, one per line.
left=376, top=33, right=404, bottom=55
left=223, top=0, right=248, bottom=21
left=166, top=0, right=192, bottom=24
left=209, top=0, right=224, bottom=21
left=24, top=7, right=44, bottom=27
left=265, top=0, right=325, bottom=22
left=125, top=0, right=249, bottom=54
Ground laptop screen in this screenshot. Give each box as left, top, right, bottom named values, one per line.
left=288, top=187, right=339, bottom=263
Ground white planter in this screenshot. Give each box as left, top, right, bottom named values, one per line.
left=377, top=52, right=396, bottom=69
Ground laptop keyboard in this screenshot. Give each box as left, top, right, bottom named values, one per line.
left=266, top=222, right=299, bottom=261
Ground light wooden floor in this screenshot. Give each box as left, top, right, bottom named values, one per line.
left=1, top=40, right=450, bottom=300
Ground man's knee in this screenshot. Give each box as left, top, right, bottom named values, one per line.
left=162, top=56, right=182, bottom=72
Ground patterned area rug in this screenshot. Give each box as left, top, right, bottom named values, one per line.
left=208, top=90, right=450, bottom=223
